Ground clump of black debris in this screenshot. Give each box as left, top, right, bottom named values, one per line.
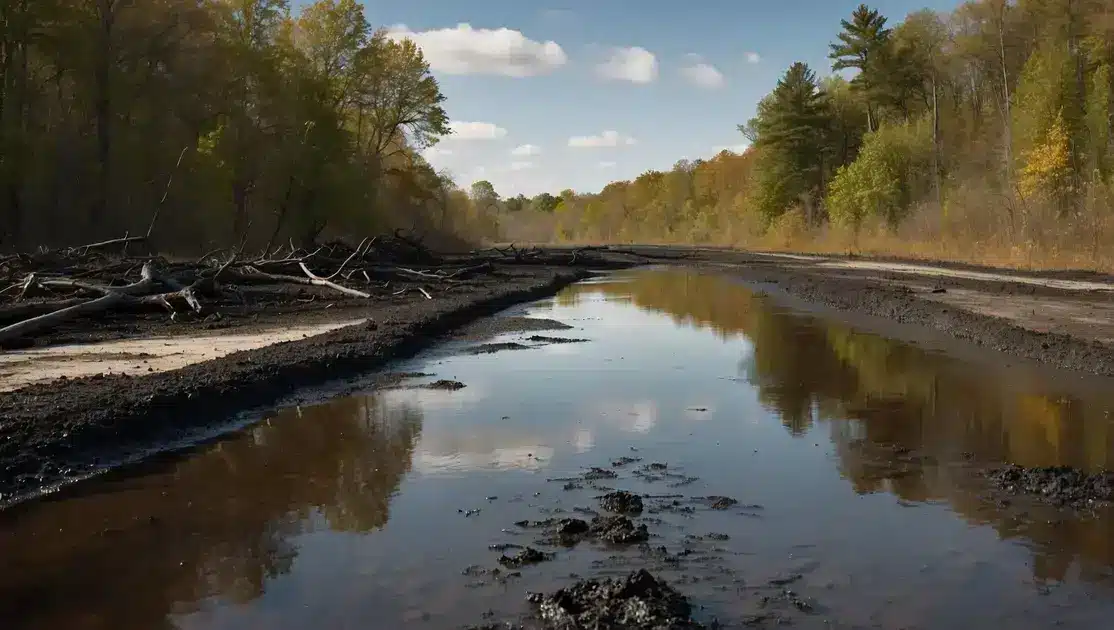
left=526, top=569, right=708, bottom=629
left=985, top=464, right=1114, bottom=508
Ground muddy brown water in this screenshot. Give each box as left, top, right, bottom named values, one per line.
left=5, top=268, right=1114, bottom=629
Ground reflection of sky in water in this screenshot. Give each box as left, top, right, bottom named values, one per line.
left=413, top=445, right=555, bottom=474
left=380, top=382, right=489, bottom=411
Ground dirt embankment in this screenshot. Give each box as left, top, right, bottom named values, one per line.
left=635, top=246, right=1114, bottom=377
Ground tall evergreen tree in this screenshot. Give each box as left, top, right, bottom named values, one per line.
left=743, top=62, right=832, bottom=222
left=829, top=4, right=892, bottom=131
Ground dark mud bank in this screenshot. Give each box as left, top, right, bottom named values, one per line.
left=716, top=261, right=1114, bottom=377
left=0, top=268, right=591, bottom=506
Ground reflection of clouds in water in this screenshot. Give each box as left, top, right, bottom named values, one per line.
left=380, top=382, right=488, bottom=412
left=573, top=429, right=595, bottom=453
left=413, top=445, right=554, bottom=474
left=593, top=401, right=658, bottom=434
left=536, top=341, right=584, bottom=356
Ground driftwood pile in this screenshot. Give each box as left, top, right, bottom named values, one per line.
left=0, top=233, right=606, bottom=347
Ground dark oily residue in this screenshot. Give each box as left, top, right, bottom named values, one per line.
left=526, top=569, right=706, bottom=629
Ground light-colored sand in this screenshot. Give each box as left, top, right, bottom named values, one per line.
left=0, top=319, right=364, bottom=392
left=818, top=259, right=1114, bottom=292
left=743, top=253, right=1114, bottom=345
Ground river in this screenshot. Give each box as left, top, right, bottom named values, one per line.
left=4, top=268, right=1114, bottom=629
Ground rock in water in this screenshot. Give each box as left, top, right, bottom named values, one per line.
left=599, top=490, right=644, bottom=514
left=498, top=546, right=554, bottom=568
left=526, top=569, right=706, bottom=629
left=589, top=515, right=649, bottom=544
left=708, top=496, right=738, bottom=510
left=986, top=464, right=1114, bottom=507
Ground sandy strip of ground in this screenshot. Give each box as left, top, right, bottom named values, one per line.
left=748, top=252, right=1114, bottom=292
left=818, top=259, right=1114, bottom=292
left=0, top=319, right=364, bottom=392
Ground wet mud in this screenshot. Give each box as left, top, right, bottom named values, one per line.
left=986, top=464, right=1114, bottom=509
left=464, top=342, right=531, bottom=355
left=526, top=569, right=706, bottom=629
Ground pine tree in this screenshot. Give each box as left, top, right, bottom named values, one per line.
left=829, top=4, right=891, bottom=132
left=744, top=62, right=832, bottom=222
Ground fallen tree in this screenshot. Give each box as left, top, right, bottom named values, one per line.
left=0, top=233, right=614, bottom=347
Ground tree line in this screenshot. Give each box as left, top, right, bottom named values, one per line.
left=499, top=0, right=1114, bottom=268
left=0, top=0, right=499, bottom=254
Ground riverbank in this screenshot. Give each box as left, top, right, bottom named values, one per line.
left=0, top=263, right=623, bottom=505
left=5, top=244, right=1114, bottom=506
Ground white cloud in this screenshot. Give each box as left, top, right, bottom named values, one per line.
left=598, top=161, right=617, bottom=169
left=680, top=56, right=725, bottom=89
left=511, top=144, right=540, bottom=156
left=745, top=52, right=761, bottom=64
left=712, top=142, right=750, bottom=155
left=422, top=146, right=453, bottom=159
left=568, top=130, right=636, bottom=148
left=447, top=121, right=507, bottom=140
left=386, top=23, right=567, bottom=77
left=596, top=46, right=658, bottom=83
left=510, top=161, right=535, bottom=171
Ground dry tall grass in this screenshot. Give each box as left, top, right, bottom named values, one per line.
left=540, top=185, right=1114, bottom=274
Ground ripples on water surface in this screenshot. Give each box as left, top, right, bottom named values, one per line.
left=4, top=269, right=1114, bottom=629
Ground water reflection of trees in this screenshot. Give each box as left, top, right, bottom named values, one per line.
left=0, top=394, right=421, bottom=630
left=574, top=269, right=1114, bottom=585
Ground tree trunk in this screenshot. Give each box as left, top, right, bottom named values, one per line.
left=996, top=1, right=1013, bottom=188
left=232, top=176, right=249, bottom=244
left=93, top=0, right=118, bottom=232
left=932, top=73, right=944, bottom=211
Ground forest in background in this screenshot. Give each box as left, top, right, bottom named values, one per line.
left=494, top=0, right=1114, bottom=270
left=0, top=0, right=500, bottom=254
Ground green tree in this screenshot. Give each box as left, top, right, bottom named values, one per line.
left=826, top=118, right=934, bottom=232
left=470, top=180, right=500, bottom=212
left=530, top=192, right=559, bottom=213
left=743, top=62, right=833, bottom=223
left=829, top=4, right=892, bottom=132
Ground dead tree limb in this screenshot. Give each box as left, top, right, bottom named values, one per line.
left=145, top=146, right=189, bottom=241
left=232, top=265, right=371, bottom=299
left=298, top=262, right=372, bottom=298
left=325, top=237, right=369, bottom=280
left=0, top=293, right=129, bottom=344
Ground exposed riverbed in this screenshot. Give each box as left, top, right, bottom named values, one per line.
left=4, top=268, right=1114, bottom=629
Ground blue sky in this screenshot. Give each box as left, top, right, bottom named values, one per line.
left=366, top=0, right=963, bottom=197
